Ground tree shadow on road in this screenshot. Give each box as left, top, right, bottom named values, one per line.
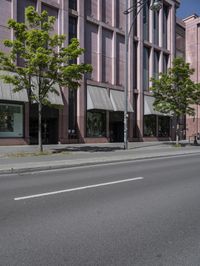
left=52, top=146, right=123, bottom=153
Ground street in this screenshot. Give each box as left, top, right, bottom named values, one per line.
left=1, top=154, right=200, bottom=265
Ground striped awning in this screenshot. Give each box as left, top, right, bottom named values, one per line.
left=144, top=95, right=171, bottom=116
left=110, top=89, right=134, bottom=112
left=87, top=85, right=114, bottom=111
left=31, top=76, right=64, bottom=105
left=0, top=72, right=28, bottom=102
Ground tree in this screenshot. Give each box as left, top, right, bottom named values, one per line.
left=150, top=57, right=199, bottom=144
left=0, top=6, right=92, bottom=152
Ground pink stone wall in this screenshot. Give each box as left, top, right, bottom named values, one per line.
left=102, top=0, right=113, bottom=25
left=85, top=0, right=98, bottom=18
left=17, top=0, right=36, bottom=22
left=116, top=33, right=125, bottom=86
left=42, top=4, right=59, bottom=34
left=185, top=17, right=200, bottom=138
left=116, top=0, right=125, bottom=31
left=102, top=29, right=113, bottom=83
left=0, top=0, right=11, bottom=53
left=85, top=22, right=98, bottom=80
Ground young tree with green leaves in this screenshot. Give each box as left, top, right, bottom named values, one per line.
left=0, top=6, right=92, bottom=152
left=150, top=57, right=199, bottom=145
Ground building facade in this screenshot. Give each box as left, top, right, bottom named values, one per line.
left=0, top=0, right=180, bottom=145
left=183, top=15, right=200, bottom=140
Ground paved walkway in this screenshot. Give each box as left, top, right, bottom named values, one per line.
left=0, top=141, right=199, bottom=175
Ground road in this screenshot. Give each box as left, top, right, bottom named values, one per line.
left=0, top=154, right=200, bottom=265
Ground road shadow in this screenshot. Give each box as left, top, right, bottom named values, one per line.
left=52, top=146, right=123, bottom=153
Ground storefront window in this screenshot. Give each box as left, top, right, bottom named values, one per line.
left=144, top=115, right=156, bottom=137
left=0, top=103, right=23, bottom=137
left=158, top=116, right=170, bottom=137
left=87, top=111, right=106, bottom=137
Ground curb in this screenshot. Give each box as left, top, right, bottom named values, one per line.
left=1, top=150, right=200, bottom=175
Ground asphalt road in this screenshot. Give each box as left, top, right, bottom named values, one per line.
left=1, top=154, right=200, bottom=265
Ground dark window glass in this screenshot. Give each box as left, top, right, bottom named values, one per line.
left=17, top=0, right=36, bottom=23
left=153, top=51, right=160, bottom=79
left=68, top=17, right=78, bottom=135
left=68, top=88, right=77, bottom=136
left=87, top=111, right=106, bottom=137
left=69, top=16, right=77, bottom=64
left=153, top=11, right=159, bottom=45
left=144, top=115, right=156, bottom=137
left=163, top=5, right=169, bottom=49
left=0, top=103, right=24, bottom=138
left=69, top=16, right=77, bottom=42
left=158, top=116, right=170, bottom=137
left=17, top=0, right=36, bottom=66
left=69, top=0, right=77, bottom=10
left=143, top=47, right=150, bottom=91
left=143, top=1, right=149, bottom=41
left=163, top=54, right=169, bottom=73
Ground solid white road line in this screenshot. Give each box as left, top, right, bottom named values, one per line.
left=14, top=177, right=144, bottom=201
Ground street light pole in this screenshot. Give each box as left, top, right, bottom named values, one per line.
left=123, top=0, right=163, bottom=150
left=124, top=0, right=129, bottom=150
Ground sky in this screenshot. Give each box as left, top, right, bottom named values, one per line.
left=177, top=0, right=200, bottom=19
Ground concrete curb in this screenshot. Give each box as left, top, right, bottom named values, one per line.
left=1, top=150, right=200, bottom=175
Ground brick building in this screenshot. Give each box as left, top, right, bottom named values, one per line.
left=0, top=0, right=180, bottom=145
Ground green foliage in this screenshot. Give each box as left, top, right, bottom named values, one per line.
left=150, top=57, right=199, bottom=117
left=0, top=6, right=92, bottom=105
left=0, top=6, right=92, bottom=151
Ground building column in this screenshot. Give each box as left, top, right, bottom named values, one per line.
left=24, top=103, right=30, bottom=144
left=169, top=4, right=176, bottom=64
left=77, top=0, right=85, bottom=141
left=58, top=0, right=69, bottom=143
left=98, top=25, right=103, bottom=82
left=136, top=10, right=144, bottom=139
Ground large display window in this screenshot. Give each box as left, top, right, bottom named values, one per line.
left=87, top=111, right=106, bottom=137
left=144, top=115, right=170, bottom=137
left=0, top=103, right=23, bottom=138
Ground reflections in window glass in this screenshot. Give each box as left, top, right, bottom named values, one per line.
left=0, top=103, right=23, bottom=137
left=87, top=111, right=106, bottom=137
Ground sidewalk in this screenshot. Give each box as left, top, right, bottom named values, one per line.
left=0, top=141, right=200, bottom=175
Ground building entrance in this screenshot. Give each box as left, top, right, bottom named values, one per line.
left=29, top=105, right=59, bottom=144
left=109, top=112, right=124, bottom=142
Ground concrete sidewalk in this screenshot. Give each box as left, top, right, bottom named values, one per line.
left=0, top=141, right=200, bottom=175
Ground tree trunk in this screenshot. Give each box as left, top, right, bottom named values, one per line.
left=38, top=102, right=43, bottom=152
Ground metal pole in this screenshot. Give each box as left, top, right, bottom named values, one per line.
left=124, top=0, right=129, bottom=150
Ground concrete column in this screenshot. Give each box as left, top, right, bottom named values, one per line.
left=128, top=5, right=134, bottom=140
left=149, top=8, right=153, bottom=43
left=98, top=0, right=102, bottom=21
left=11, top=0, right=17, bottom=40
left=58, top=0, right=69, bottom=143
left=98, top=25, right=102, bottom=82
left=106, top=110, right=110, bottom=139
left=136, top=9, right=144, bottom=139
left=149, top=48, right=153, bottom=88
left=37, top=0, right=42, bottom=13
left=24, top=103, right=30, bottom=144
left=112, top=0, right=116, bottom=28
left=159, top=6, right=163, bottom=47
left=159, top=51, right=163, bottom=73
left=77, top=0, right=86, bottom=141
left=169, top=4, right=176, bottom=65
left=112, top=31, right=117, bottom=85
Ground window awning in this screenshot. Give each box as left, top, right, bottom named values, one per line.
left=87, top=85, right=114, bottom=111
left=110, top=89, right=134, bottom=112
left=31, top=77, right=64, bottom=105
left=47, top=83, right=64, bottom=106
left=144, top=95, right=171, bottom=116
left=0, top=72, right=29, bottom=102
